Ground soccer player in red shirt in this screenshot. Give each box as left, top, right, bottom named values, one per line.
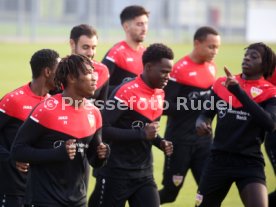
left=89, top=43, right=174, bottom=207
left=159, top=26, right=221, bottom=204
left=12, top=54, right=109, bottom=207
left=102, top=5, right=149, bottom=95
left=196, top=43, right=276, bottom=207
left=0, top=49, right=60, bottom=207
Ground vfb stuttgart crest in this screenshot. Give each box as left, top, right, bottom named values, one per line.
left=172, top=175, right=183, bottom=187
left=87, top=114, right=95, bottom=128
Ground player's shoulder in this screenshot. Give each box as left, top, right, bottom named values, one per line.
left=93, top=60, right=110, bottom=75
left=31, top=95, right=60, bottom=116
left=170, top=55, right=192, bottom=80
left=0, top=84, right=29, bottom=105
left=105, top=41, right=128, bottom=60
left=172, top=55, right=191, bottom=70
left=113, top=78, right=138, bottom=99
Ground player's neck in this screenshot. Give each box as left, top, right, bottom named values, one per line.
left=62, top=90, right=85, bottom=108
left=241, top=73, right=263, bottom=80
left=30, top=80, right=49, bottom=97
left=125, top=39, right=143, bottom=51
left=189, top=52, right=204, bottom=64
left=141, top=74, right=154, bottom=89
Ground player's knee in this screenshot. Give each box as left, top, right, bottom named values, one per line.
left=159, top=187, right=180, bottom=203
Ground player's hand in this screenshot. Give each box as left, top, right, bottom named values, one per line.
left=160, top=140, right=173, bottom=156
left=65, top=139, right=76, bottom=160
left=97, top=143, right=109, bottom=159
left=196, top=121, right=212, bottom=136
left=16, top=162, right=29, bottom=172
left=224, top=66, right=238, bottom=88
left=144, top=121, right=160, bottom=140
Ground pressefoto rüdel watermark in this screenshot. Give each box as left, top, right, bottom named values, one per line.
left=43, top=96, right=233, bottom=112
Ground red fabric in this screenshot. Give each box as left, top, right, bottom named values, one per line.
left=114, top=76, right=164, bottom=121
left=0, top=83, right=50, bottom=121
left=106, top=41, right=145, bottom=75
left=267, top=68, right=276, bottom=85
left=92, top=60, right=109, bottom=88
left=213, top=74, right=276, bottom=108
left=30, top=94, right=102, bottom=138
left=169, top=55, right=216, bottom=89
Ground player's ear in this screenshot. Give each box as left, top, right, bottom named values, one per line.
left=144, top=62, right=152, bottom=73
left=122, top=21, right=130, bottom=32
left=67, top=74, right=76, bottom=84
left=43, top=67, right=52, bottom=78
left=69, top=39, right=75, bottom=51
left=194, top=39, right=200, bottom=48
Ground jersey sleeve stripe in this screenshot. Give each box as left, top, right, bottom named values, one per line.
left=169, top=77, right=176, bottom=82
left=114, top=96, right=125, bottom=103
left=106, top=56, right=115, bottom=62
left=30, top=116, right=39, bottom=123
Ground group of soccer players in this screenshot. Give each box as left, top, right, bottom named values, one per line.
left=1, top=4, right=276, bottom=207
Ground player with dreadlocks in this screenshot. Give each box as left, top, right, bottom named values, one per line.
left=12, top=54, right=109, bottom=207
left=195, top=42, right=276, bottom=207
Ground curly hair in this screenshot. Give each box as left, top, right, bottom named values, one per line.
left=30, top=49, right=59, bottom=79
left=142, top=43, right=174, bottom=65
left=246, top=42, right=276, bottom=79
left=55, top=54, right=93, bottom=88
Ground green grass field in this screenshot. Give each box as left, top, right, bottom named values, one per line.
left=0, top=41, right=275, bottom=207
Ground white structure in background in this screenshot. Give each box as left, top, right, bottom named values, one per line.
left=0, top=0, right=275, bottom=43
left=246, top=0, right=276, bottom=43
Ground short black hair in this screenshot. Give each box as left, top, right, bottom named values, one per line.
left=142, top=43, right=174, bottom=66
left=194, top=26, right=219, bottom=42
left=55, top=54, right=93, bottom=88
left=246, top=42, right=276, bottom=79
left=70, top=24, right=98, bottom=44
left=30, top=49, right=59, bottom=79
left=120, top=5, right=149, bottom=25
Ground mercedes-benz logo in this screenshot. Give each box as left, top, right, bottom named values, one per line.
left=188, top=91, right=199, bottom=100
left=53, top=140, right=64, bottom=148
left=131, top=120, right=145, bottom=129
left=122, top=77, right=132, bottom=83
left=218, top=108, right=227, bottom=119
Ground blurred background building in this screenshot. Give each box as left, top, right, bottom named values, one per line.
left=0, top=0, right=275, bottom=43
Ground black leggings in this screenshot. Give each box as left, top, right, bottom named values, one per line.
left=89, top=176, right=160, bottom=207
left=265, top=131, right=276, bottom=207
left=0, top=194, right=24, bottom=207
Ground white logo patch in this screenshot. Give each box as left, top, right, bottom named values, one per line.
left=250, top=87, right=263, bottom=98
left=172, top=175, right=183, bottom=187
left=126, top=57, right=134, bottom=62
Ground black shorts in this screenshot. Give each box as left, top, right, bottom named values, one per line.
left=196, top=152, right=266, bottom=207
left=162, top=138, right=211, bottom=188
left=0, top=194, right=24, bottom=207
left=89, top=176, right=160, bottom=207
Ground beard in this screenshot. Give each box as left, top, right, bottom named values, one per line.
left=132, top=33, right=146, bottom=43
